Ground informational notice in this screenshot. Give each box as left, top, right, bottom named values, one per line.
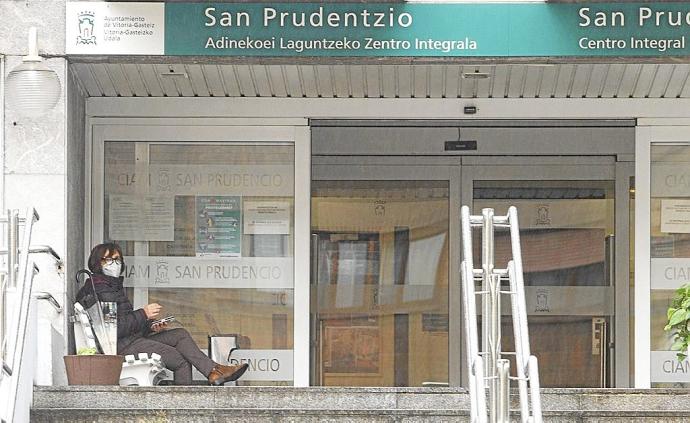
left=123, top=256, right=293, bottom=289
left=244, top=201, right=290, bottom=235
left=66, top=2, right=164, bottom=55
left=661, top=199, right=690, bottom=233
left=109, top=194, right=174, bottom=241
left=196, top=196, right=242, bottom=257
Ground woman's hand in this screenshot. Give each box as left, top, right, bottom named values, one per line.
left=150, top=322, right=168, bottom=333
left=142, top=303, right=162, bottom=319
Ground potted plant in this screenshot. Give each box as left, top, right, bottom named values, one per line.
left=63, top=347, right=123, bottom=385
left=664, top=283, right=690, bottom=361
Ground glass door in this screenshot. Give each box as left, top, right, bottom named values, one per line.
left=311, top=158, right=461, bottom=386
left=462, top=156, right=626, bottom=388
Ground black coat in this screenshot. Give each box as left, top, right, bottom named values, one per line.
left=76, top=273, right=150, bottom=352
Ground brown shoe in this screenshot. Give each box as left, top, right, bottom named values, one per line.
left=208, top=363, right=249, bottom=386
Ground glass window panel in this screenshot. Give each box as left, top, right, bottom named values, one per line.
left=103, top=142, right=294, bottom=385
left=650, top=144, right=690, bottom=388
left=473, top=180, right=615, bottom=388
left=311, top=180, right=449, bottom=387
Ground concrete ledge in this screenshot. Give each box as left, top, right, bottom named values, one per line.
left=29, top=407, right=690, bottom=423
left=32, top=387, right=690, bottom=422
left=33, top=386, right=690, bottom=411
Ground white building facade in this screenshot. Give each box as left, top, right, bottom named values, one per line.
left=2, top=0, right=690, bottom=389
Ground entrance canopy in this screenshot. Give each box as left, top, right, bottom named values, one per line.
left=67, top=2, right=690, bottom=98
left=70, top=62, right=690, bottom=99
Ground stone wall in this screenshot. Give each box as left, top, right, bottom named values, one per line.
left=1, top=0, right=84, bottom=386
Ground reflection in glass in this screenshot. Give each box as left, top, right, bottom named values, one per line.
left=311, top=180, right=449, bottom=387
left=103, top=142, right=295, bottom=385
left=474, top=180, right=615, bottom=388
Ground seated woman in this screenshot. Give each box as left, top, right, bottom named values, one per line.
left=81, top=242, right=248, bottom=386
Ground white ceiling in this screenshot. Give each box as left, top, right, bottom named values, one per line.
left=70, top=63, right=690, bottom=99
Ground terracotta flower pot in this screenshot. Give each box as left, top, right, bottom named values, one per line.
left=64, top=355, right=124, bottom=385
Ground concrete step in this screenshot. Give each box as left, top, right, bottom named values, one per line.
left=31, top=386, right=690, bottom=422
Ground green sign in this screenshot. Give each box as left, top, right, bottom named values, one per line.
left=196, top=196, right=242, bottom=257
left=165, top=2, right=690, bottom=57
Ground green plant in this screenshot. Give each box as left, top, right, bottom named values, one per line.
left=77, top=347, right=98, bottom=356
left=664, top=283, right=690, bottom=361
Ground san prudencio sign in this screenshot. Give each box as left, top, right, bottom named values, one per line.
left=66, top=2, right=690, bottom=57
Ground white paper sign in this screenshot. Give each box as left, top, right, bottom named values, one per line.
left=123, top=256, right=293, bottom=289
left=244, top=201, right=290, bottom=234
left=228, top=349, right=293, bottom=381
left=109, top=195, right=174, bottom=241
left=66, top=2, right=164, bottom=55
left=651, top=258, right=690, bottom=290
left=661, top=199, right=690, bottom=233
left=651, top=350, right=690, bottom=383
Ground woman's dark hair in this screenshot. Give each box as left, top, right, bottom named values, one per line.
left=88, top=242, right=125, bottom=275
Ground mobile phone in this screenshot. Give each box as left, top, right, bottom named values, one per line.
left=150, top=316, right=175, bottom=326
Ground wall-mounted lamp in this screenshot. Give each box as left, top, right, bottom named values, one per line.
left=5, top=27, right=61, bottom=118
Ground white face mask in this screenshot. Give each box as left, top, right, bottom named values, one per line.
left=103, top=261, right=122, bottom=277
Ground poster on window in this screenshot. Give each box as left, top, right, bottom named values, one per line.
left=109, top=194, right=174, bottom=241
left=243, top=201, right=290, bottom=235
left=196, top=196, right=241, bottom=257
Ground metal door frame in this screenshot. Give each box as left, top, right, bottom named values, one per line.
left=460, top=155, right=633, bottom=387
left=312, top=156, right=463, bottom=386
left=634, top=121, right=690, bottom=388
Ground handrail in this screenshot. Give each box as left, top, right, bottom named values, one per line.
left=0, top=208, right=57, bottom=423
left=6, top=210, right=18, bottom=289
left=33, top=292, right=63, bottom=314
left=460, top=206, right=542, bottom=423
left=0, top=209, right=39, bottom=224
left=1, top=208, right=38, bottom=423
left=0, top=246, right=63, bottom=262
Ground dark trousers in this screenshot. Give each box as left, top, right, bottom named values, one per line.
left=119, top=328, right=215, bottom=385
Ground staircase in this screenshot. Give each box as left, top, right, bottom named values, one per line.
left=31, top=387, right=690, bottom=422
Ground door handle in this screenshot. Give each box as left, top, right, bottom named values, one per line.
left=311, top=234, right=319, bottom=284
left=310, top=234, right=319, bottom=385
left=592, top=317, right=608, bottom=387
left=605, top=234, right=615, bottom=287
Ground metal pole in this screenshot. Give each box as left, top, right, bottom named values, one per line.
left=481, top=208, right=497, bottom=421
left=7, top=210, right=18, bottom=288
left=497, top=359, right=510, bottom=423
left=528, top=355, right=543, bottom=422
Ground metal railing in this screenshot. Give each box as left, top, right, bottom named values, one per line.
left=461, top=206, right=542, bottom=423
left=32, top=292, right=63, bottom=314
left=0, top=209, right=61, bottom=423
